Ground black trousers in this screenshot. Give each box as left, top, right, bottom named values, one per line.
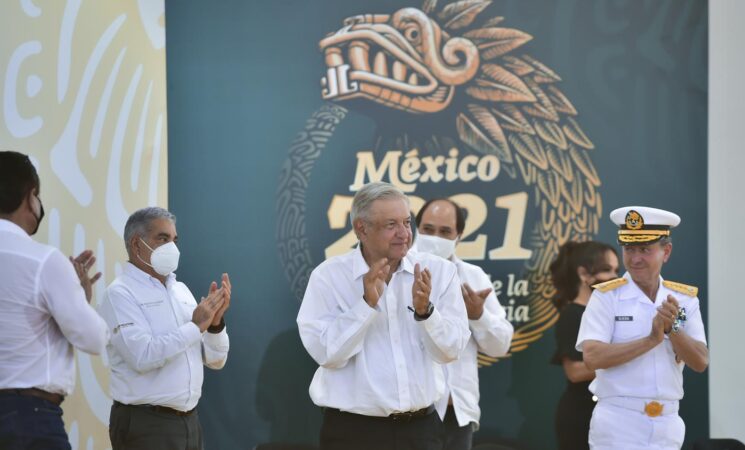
left=0, top=393, right=70, bottom=450
left=320, top=408, right=443, bottom=450
left=440, top=405, right=473, bottom=450
left=109, top=402, right=203, bottom=450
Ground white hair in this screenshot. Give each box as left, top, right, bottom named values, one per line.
left=350, top=182, right=409, bottom=223
left=123, top=207, right=176, bottom=255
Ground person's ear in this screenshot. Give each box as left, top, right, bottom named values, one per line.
left=577, top=266, right=590, bottom=284
left=130, top=235, right=143, bottom=257
left=662, top=242, right=673, bottom=263
left=353, top=218, right=366, bottom=240
left=25, top=189, right=37, bottom=213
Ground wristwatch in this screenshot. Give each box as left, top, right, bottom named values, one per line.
left=207, top=320, right=226, bottom=334
left=413, top=302, right=435, bottom=321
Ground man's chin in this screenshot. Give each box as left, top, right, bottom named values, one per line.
left=388, top=245, right=408, bottom=260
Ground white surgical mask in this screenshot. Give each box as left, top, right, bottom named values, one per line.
left=414, top=234, right=457, bottom=260
left=139, top=238, right=180, bottom=276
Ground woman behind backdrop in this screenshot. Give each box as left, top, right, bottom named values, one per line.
left=550, top=241, right=619, bottom=450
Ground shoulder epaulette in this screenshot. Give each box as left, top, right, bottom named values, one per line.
left=592, top=277, right=627, bottom=293
left=663, top=280, right=698, bottom=297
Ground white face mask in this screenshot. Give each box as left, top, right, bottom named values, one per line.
left=414, top=234, right=457, bottom=259
left=139, top=238, right=180, bottom=276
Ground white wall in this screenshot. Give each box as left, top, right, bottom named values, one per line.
left=708, top=0, right=745, bottom=442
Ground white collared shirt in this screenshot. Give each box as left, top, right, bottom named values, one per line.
left=0, top=219, right=108, bottom=395
left=576, top=272, right=707, bottom=401
left=297, top=246, right=470, bottom=417
left=98, top=263, right=229, bottom=411
left=436, top=256, right=513, bottom=427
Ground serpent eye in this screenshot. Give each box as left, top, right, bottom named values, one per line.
left=403, top=26, right=421, bottom=44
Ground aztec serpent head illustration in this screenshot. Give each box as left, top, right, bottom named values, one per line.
left=311, top=0, right=602, bottom=353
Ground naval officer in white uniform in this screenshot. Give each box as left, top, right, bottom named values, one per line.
left=576, top=206, right=708, bottom=450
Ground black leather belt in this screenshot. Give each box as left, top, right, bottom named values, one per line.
left=325, top=404, right=435, bottom=423
left=113, top=400, right=195, bottom=416
left=0, top=388, right=64, bottom=406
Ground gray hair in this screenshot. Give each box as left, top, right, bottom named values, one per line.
left=123, top=207, right=176, bottom=254
left=350, top=182, right=409, bottom=223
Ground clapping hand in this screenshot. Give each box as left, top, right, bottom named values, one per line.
left=210, top=273, right=232, bottom=326
left=412, top=264, right=432, bottom=315
left=462, top=283, right=491, bottom=320
left=363, top=258, right=389, bottom=308
left=69, top=250, right=102, bottom=303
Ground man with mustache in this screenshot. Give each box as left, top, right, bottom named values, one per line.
left=297, top=182, right=470, bottom=450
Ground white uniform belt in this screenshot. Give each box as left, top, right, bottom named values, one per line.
left=600, top=397, right=679, bottom=416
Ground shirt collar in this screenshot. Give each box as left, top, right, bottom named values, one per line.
left=0, top=219, right=31, bottom=240
left=124, top=261, right=176, bottom=287
left=352, top=244, right=415, bottom=280
left=621, top=271, right=665, bottom=303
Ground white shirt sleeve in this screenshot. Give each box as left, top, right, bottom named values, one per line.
left=100, top=284, right=203, bottom=374
left=297, top=269, right=378, bottom=369
left=202, top=327, right=229, bottom=369
left=418, top=265, right=470, bottom=364
left=469, top=290, right=513, bottom=357
left=576, top=292, right=615, bottom=351
left=682, top=297, right=707, bottom=345
left=39, top=250, right=109, bottom=355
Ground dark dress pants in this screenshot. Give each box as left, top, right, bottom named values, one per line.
left=320, top=407, right=443, bottom=450
left=440, top=405, right=473, bottom=450
left=0, top=393, right=71, bottom=450
left=109, top=402, right=203, bottom=450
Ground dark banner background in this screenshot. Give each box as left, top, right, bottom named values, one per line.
left=165, top=1, right=708, bottom=448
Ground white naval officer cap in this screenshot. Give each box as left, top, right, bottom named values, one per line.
left=610, top=206, right=680, bottom=246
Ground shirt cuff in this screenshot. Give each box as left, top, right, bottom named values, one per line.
left=468, top=307, right=496, bottom=332
left=203, top=325, right=229, bottom=351
left=353, top=298, right=378, bottom=321
left=180, top=322, right=203, bottom=346
left=419, top=306, right=443, bottom=333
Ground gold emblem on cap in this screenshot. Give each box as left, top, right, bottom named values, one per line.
left=625, top=210, right=643, bottom=230
left=644, top=401, right=664, bottom=417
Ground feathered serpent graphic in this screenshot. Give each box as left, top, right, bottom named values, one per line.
left=317, top=0, right=602, bottom=358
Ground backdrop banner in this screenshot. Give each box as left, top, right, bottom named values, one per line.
left=165, top=1, right=708, bottom=449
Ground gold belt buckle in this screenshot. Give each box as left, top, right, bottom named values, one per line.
left=644, top=401, right=664, bottom=417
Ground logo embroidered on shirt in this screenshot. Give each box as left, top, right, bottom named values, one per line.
left=113, top=322, right=134, bottom=334
left=614, top=316, right=633, bottom=321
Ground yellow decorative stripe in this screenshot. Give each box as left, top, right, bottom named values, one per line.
left=592, top=277, right=628, bottom=293
left=618, top=234, right=662, bottom=243
left=663, top=280, right=698, bottom=297
left=618, top=229, right=670, bottom=235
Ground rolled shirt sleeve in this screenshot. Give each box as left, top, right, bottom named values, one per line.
left=203, top=327, right=230, bottom=369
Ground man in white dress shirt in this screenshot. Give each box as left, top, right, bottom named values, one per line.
left=414, top=198, right=513, bottom=450
left=0, top=150, right=109, bottom=450
left=98, top=207, right=231, bottom=450
left=297, top=182, right=470, bottom=450
left=577, top=206, right=708, bottom=450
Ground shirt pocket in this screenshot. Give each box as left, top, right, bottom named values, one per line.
left=611, top=302, right=645, bottom=342
left=176, top=298, right=195, bottom=322
left=138, top=299, right=172, bottom=333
